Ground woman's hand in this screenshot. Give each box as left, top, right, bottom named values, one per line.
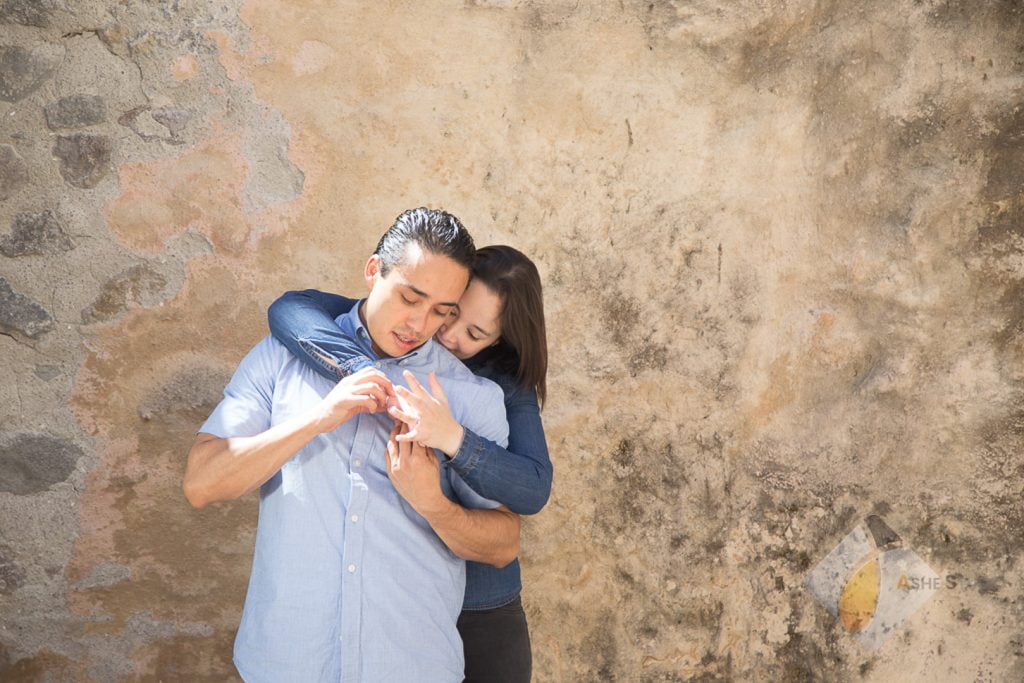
left=388, top=370, right=465, bottom=457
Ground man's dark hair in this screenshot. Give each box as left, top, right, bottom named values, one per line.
left=374, top=208, right=476, bottom=275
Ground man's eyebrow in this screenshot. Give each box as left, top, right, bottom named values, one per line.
left=404, top=284, right=459, bottom=308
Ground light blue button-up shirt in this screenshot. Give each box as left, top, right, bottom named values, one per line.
left=200, top=303, right=508, bottom=682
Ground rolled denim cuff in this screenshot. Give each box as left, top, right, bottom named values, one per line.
left=298, top=339, right=373, bottom=379
left=447, top=427, right=487, bottom=475
left=339, top=356, right=375, bottom=376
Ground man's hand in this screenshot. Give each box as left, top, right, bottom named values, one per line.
left=384, top=422, right=446, bottom=515
left=315, top=367, right=395, bottom=433
left=388, top=371, right=465, bottom=456
left=383, top=421, right=520, bottom=568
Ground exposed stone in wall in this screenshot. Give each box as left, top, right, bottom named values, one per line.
left=53, top=133, right=113, bottom=189
left=1, top=210, right=74, bottom=257
left=0, top=145, right=28, bottom=200
left=44, top=94, right=107, bottom=130
left=0, top=278, right=53, bottom=338
left=0, top=0, right=59, bottom=28
left=0, top=544, right=27, bottom=595
left=0, top=44, right=62, bottom=102
left=0, top=433, right=83, bottom=495
left=119, top=105, right=187, bottom=144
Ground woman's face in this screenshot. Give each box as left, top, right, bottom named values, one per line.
left=435, top=278, right=503, bottom=360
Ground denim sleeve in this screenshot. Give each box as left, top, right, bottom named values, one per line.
left=447, top=382, right=553, bottom=515
left=267, top=289, right=373, bottom=382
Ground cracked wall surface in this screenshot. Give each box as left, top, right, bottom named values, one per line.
left=1, top=0, right=1022, bottom=680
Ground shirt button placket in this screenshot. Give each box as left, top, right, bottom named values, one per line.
left=340, top=413, right=372, bottom=682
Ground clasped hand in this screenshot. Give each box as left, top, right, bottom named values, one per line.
left=385, top=421, right=446, bottom=515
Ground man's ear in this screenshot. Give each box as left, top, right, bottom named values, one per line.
left=365, top=254, right=382, bottom=290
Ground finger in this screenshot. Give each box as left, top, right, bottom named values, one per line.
left=342, top=395, right=377, bottom=415
left=387, top=404, right=419, bottom=426
left=366, top=373, right=397, bottom=399
left=352, top=367, right=388, bottom=384
left=385, top=439, right=397, bottom=474
left=398, top=435, right=414, bottom=458
left=427, top=372, right=449, bottom=405
left=393, top=384, right=425, bottom=410
left=403, top=370, right=430, bottom=398
left=366, top=384, right=390, bottom=410
left=349, top=384, right=383, bottom=410
left=395, top=429, right=420, bottom=443
left=350, top=371, right=396, bottom=401
left=359, top=382, right=395, bottom=411
left=388, top=421, right=401, bottom=440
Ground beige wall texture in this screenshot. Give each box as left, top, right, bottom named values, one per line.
left=1, top=0, right=1023, bottom=680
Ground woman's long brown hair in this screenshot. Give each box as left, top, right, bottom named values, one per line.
left=472, top=245, right=548, bottom=406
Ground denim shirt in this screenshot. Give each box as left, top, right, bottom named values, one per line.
left=268, top=289, right=554, bottom=609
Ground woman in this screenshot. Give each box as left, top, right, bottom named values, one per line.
left=267, top=245, right=551, bottom=682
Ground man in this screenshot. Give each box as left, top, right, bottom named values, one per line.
left=183, top=208, right=517, bottom=682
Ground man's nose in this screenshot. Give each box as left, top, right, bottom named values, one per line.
left=407, top=308, right=430, bottom=337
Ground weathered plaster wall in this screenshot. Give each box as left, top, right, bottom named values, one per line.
left=1, top=0, right=1022, bottom=680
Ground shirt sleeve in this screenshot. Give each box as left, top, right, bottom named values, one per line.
left=199, top=337, right=278, bottom=439
left=461, top=380, right=509, bottom=448
left=442, top=378, right=508, bottom=510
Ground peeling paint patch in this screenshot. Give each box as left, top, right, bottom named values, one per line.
left=104, top=132, right=251, bottom=253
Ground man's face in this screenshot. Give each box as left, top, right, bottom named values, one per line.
left=361, top=242, right=470, bottom=357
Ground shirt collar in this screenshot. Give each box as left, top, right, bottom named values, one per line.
left=336, top=299, right=434, bottom=367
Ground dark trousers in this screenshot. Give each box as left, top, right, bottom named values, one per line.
left=458, top=595, right=532, bottom=683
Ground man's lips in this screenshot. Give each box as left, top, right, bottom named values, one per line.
left=392, top=331, right=419, bottom=350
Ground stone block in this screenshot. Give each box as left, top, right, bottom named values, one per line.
left=152, top=107, right=192, bottom=138
left=53, top=133, right=112, bottom=189
left=44, top=95, right=106, bottom=130
left=0, top=277, right=53, bottom=338
left=0, top=544, right=26, bottom=595
left=1, top=210, right=74, bottom=257
left=0, top=45, right=60, bottom=102
left=0, top=144, right=28, bottom=201
left=0, top=432, right=83, bottom=495
left=0, top=0, right=58, bottom=27
left=33, top=364, right=60, bottom=381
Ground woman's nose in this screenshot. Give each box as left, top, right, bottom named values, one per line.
left=437, top=324, right=456, bottom=346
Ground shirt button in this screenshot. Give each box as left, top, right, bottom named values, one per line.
left=351, top=514, right=359, bottom=523
left=347, top=564, right=356, bottom=573
left=353, top=459, right=362, bottom=467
